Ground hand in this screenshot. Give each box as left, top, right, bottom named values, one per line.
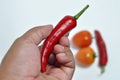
left=0, top=25, right=75, bottom=80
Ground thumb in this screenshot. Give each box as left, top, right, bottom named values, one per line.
left=21, top=24, right=53, bottom=45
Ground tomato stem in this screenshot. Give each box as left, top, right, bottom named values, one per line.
left=93, top=53, right=97, bottom=58
left=74, top=5, right=89, bottom=20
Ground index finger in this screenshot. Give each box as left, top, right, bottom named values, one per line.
left=20, top=25, right=53, bottom=45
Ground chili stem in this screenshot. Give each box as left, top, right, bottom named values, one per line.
left=74, top=5, right=89, bottom=20
left=101, top=66, right=105, bottom=73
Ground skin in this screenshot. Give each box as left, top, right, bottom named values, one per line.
left=0, top=25, right=75, bottom=80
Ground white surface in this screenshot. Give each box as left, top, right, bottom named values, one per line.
left=0, top=0, right=120, bottom=80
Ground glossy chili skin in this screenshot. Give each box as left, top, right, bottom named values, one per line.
left=41, top=5, right=89, bottom=72
left=95, top=30, right=108, bottom=73
left=41, top=16, right=76, bottom=72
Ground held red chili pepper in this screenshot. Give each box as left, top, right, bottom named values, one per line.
left=41, top=5, right=89, bottom=72
left=95, top=30, right=108, bottom=73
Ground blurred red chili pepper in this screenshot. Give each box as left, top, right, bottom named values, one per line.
left=95, top=30, right=108, bottom=73
left=41, top=5, right=89, bottom=72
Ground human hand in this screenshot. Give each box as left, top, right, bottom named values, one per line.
left=0, top=25, right=75, bottom=80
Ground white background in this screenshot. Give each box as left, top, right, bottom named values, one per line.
left=0, top=0, right=120, bottom=80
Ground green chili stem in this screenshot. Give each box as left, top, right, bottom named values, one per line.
left=74, top=5, right=89, bottom=20
left=101, top=66, right=105, bottom=74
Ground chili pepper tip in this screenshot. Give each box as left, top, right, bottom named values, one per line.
left=74, top=4, right=89, bottom=20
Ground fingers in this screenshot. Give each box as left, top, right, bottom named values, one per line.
left=48, top=53, right=56, bottom=65
left=59, top=36, right=70, bottom=47
left=20, top=24, right=53, bottom=45
left=53, top=36, right=70, bottom=65
left=54, top=37, right=75, bottom=70
left=53, top=36, right=75, bottom=76
left=54, top=44, right=75, bottom=68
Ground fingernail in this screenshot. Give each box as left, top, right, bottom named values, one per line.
left=59, top=53, right=66, bottom=57
left=57, top=45, right=65, bottom=51
left=60, top=45, right=65, bottom=50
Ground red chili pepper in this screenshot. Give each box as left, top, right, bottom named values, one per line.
left=95, top=30, right=108, bottom=73
left=41, top=5, right=89, bottom=72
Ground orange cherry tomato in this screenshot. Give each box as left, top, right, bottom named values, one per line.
left=76, top=47, right=95, bottom=67
left=72, top=30, right=92, bottom=48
